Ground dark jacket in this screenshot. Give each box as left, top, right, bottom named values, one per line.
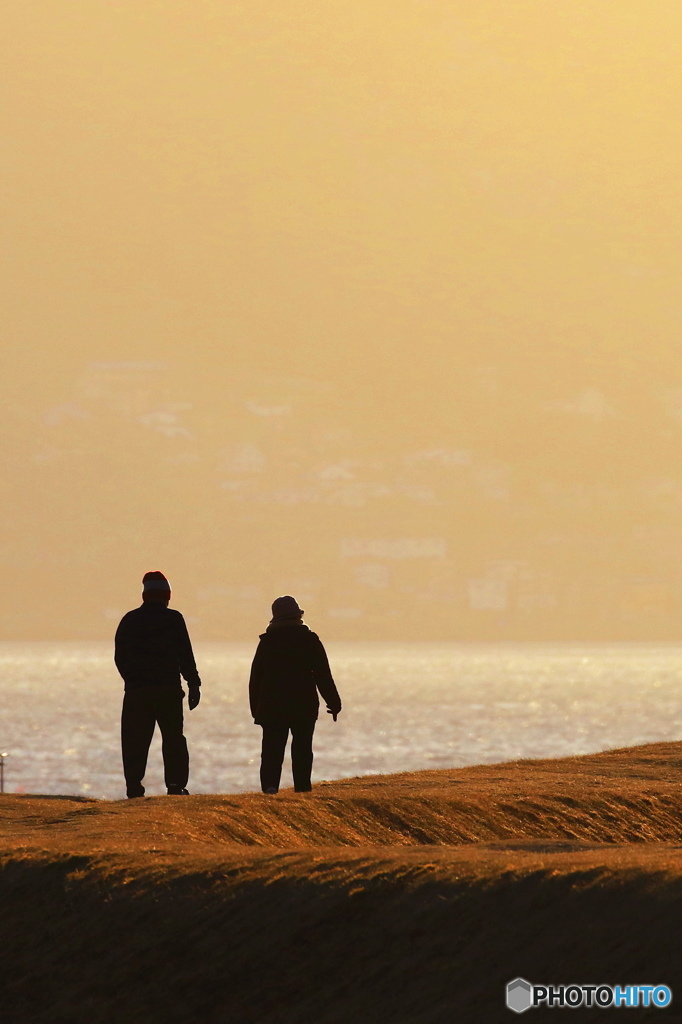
left=249, top=623, right=341, bottom=725
left=114, top=603, right=201, bottom=690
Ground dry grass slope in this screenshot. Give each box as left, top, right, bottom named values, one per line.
left=1, top=742, right=681, bottom=1023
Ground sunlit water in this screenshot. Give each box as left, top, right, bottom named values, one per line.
left=0, top=642, right=680, bottom=799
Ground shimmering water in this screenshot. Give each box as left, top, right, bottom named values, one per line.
left=0, top=642, right=680, bottom=799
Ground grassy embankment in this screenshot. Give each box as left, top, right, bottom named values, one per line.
left=1, top=742, right=681, bottom=1023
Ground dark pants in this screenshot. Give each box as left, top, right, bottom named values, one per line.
left=121, top=686, right=189, bottom=797
left=260, top=720, right=316, bottom=792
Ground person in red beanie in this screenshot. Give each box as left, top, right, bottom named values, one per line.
left=249, top=596, right=342, bottom=793
left=114, top=571, right=201, bottom=798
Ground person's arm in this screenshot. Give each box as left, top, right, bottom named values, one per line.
left=310, top=635, right=342, bottom=717
left=113, top=615, right=132, bottom=681
left=173, top=613, right=201, bottom=709
left=174, top=613, right=201, bottom=687
left=249, top=641, right=266, bottom=719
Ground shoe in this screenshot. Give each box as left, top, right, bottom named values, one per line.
left=167, top=787, right=190, bottom=795
left=127, top=792, right=145, bottom=799
left=264, top=786, right=278, bottom=794
left=126, top=787, right=145, bottom=799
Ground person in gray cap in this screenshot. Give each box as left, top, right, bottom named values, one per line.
left=114, top=571, right=201, bottom=798
left=249, top=595, right=342, bottom=793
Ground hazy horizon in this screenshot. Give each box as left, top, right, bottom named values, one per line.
left=3, top=3, right=682, bottom=640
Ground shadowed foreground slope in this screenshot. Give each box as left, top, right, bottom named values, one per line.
left=2, top=743, right=681, bottom=1024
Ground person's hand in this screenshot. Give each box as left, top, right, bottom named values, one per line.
left=326, top=707, right=340, bottom=722
left=188, top=686, right=201, bottom=710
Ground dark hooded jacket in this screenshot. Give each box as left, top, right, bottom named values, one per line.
left=249, top=623, right=341, bottom=725
left=114, top=603, right=201, bottom=690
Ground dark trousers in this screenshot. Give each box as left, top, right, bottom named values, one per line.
left=260, top=720, right=316, bottom=792
left=121, top=686, right=189, bottom=796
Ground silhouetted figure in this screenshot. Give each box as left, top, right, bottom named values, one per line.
left=114, top=571, right=201, bottom=798
left=249, top=596, right=341, bottom=793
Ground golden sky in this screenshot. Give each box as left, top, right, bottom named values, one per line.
left=2, top=2, right=682, bottom=639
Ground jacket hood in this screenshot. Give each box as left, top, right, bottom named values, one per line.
left=260, top=623, right=312, bottom=639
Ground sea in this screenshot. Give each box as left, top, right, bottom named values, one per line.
left=1, top=641, right=680, bottom=799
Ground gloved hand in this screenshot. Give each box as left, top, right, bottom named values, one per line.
left=326, top=706, right=341, bottom=722
left=188, top=686, right=201, bottom=711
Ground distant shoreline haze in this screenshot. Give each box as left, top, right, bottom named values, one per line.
left=2, top=5, right=682, bottom=641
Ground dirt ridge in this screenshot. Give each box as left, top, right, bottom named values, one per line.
left=2, top=742, right=681, bottom=1023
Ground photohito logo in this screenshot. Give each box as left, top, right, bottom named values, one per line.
left=506, top=978, right=672, bottom=1012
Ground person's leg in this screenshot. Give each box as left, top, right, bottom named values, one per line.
left=290, top=720, right=316, bottom=792
left=155, top=687, right=190, bottom=792
left=260, top=723, right=289, bottom=793
left=121, top=689, right=156, bottom=797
